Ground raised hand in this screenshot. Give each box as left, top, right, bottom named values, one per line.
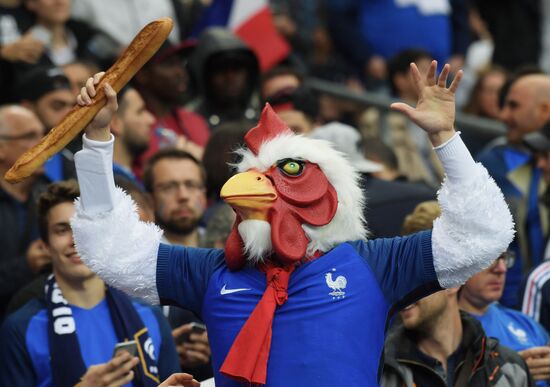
left=390, top=60, right=463, bottom=146
left=77, top=72, right=118, bottom=141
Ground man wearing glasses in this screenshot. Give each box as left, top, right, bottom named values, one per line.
left=0, top=105, right=51, bottom=319
left=459, top=252, right=550, bottom=386
left=142, top=148, right=213, bottom=381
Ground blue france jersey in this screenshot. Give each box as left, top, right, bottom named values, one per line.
left=157, top=230, right=439, bottom=387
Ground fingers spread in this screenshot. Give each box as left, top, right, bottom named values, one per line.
left=409, top=62, right=423, bottom=91
left=449, top=70, right=464, bottom=94
left=390, top=102, right=414, bottom=118
left=427, top=60, right=437, bottom=86
left=438, top=64, right=450, bottom=88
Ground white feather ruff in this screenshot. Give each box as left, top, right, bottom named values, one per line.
left=238, top=220, right=273, bottom=264
left=235, top=133, right=368, bottom=256
left=432, top=164, right=515, bottom=288
left=70, top=187, right=163, bottom=303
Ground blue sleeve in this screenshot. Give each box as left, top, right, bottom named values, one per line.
left=349, top=230, right=440, bottom=311
left=151, top=306, right=181, bottom=380
left=0, top=313, right=36, bottom=386
left=156, top=243, right=225, bottom=317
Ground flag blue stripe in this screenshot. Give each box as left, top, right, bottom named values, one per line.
left=191, top=0, right=234, bottom=37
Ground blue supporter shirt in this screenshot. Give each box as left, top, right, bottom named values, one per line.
left=471, top=302, right=550, bottom=387
left=0, top=298, right=179, bottom=386
left=473, top=302, right=550, bottom=351
left=156, top=230, right=440, bottom=387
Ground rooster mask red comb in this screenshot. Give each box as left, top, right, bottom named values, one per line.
left=220, top=104, right=367, bottom=270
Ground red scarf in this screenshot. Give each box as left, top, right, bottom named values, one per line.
left=220, top=262, right=296, bottom=384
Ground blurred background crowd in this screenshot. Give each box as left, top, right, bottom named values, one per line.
left=2, top=0, right=550, bottom=385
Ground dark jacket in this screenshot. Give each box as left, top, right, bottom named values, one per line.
left=382, top=312, right=534, bottom=387
left=0, top=177, right=49, bottom=320
left=362, top=174, right=436, bottom=238
left=187, top=27, right=259, bottom=129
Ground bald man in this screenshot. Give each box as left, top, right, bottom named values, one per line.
left=503, top=75, right=550, bottom=145
left=0, top=105, right=51, bottom=318
left=478, top=74, right=550, bottom=308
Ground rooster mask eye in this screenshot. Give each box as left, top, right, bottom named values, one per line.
left=277, top=159, right=304, bottom=176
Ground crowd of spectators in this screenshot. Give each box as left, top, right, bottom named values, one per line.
left=1, top=0, right=550, bottom=385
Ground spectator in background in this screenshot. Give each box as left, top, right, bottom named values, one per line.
left=201, top=120, right=248, bottom=222
left=265, top=85, right=319, bottom=134
left=477, top=73, right=550, bottom=307
left=0, top=180, right=180, bottom=385
left=459, top=250, right=550, bottom=386
left=259, top=65, right=303, bottom=102
left=17, top=66, right=74, bottom=132
left=109, top=85, right=155, bottom=188
left=383, top=49, right=444, bottom=187
left=17, top=66, right=76, bottom=181
left=472, top=0, right=540, bottom=72
left=5, top=175, right=154, bottom=315
left=0, top=0, right=99, bottom=103
left=0, top=2, right=40, bottom=104
left=187, top=27, right=259, bottom=130
left=325, top=0, right=470, bottom=88
left=143, top=149, right=207, bottom=249
left=0, top=104, right=50, bottom=320
left=269, top=0, right=319, bottom=71
left=142, top=149, right=213, bottom=381
left=363, top=138, right=404, bottom=182
left=463, top=65, right=508, bottom=119
left=521, top=122, right=550, bottom=332
left=309, top=121, right=435, bottom=238
left=133, top=40, right=209, bottom=176
left=23, top=0, right=96, bottom=66
left=62, top=59, right=99, bottom=95
left=382, top=200, right=533, bottom=387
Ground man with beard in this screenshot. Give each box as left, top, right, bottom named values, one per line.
left=143, top=149, right=206, bottom=247
left=142, top=149, right=213, bottom=381
left=111, top=86, right=155, bottom=188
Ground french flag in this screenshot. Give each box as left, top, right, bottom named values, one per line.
left=193, top=0, right=290, bottom=71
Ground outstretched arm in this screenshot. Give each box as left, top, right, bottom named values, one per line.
left=70, top=74, right=163, bottom=303
left=392, top=61, right=514, bottom=287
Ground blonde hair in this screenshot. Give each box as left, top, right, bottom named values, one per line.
left=401, top=200, right=441, bottom=235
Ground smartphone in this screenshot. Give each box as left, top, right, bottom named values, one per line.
left=190, top=322, right=207, bottom=334
left=176, top=322, right=207, bottom=345
left=112, top=340, right=138, bottom=358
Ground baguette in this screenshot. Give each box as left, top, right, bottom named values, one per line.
left=5, top=17, right=174, bottom=183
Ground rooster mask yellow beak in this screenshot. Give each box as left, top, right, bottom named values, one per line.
left=220, top=170, right=277, bottom=221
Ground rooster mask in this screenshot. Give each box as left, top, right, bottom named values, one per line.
left=220, top=104, right=367, bottom=269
